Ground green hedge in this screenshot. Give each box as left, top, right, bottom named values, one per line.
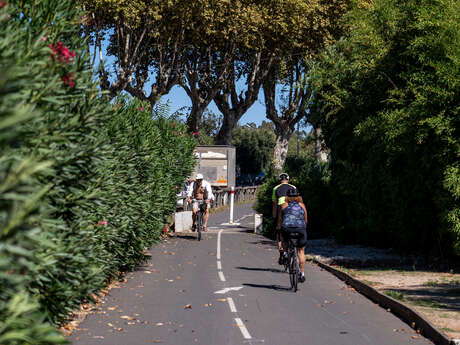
left=0, top=1, right=195, bottom=343
left=308, top=0, right=459, bottom=258
left=254, top=156, right=334, bottom=239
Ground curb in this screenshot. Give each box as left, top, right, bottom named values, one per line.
left=311, top=259, right=455, bottom=345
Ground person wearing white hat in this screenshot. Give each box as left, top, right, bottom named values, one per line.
left=187, top=173, right=214, bottom=231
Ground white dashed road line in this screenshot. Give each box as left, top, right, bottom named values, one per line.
left=216, top=229, right=254, bottom=340
left=227, top=297, right=237, bottom=313
left=235, top=317, right=252, bottom=339
left=217, top=230, right=222, bottom=260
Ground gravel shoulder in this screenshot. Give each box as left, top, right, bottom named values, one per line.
left=306, top=238, right=460, bottom=340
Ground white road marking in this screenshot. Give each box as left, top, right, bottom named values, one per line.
left=235, top=214, right=252, bottom=223
left=227, top=297, right=237, bottom=312
left=235, top=318, right=252, bottom=339
left=221, top=222, right=241, bottom=226
left=216, top=227, right=254, bottom=341
left=214, top=286, right=243, bottom=294
left=217, top=230, right=222, bottom=260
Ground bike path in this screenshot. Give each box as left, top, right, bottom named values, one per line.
left=69, top=202, right=433, bottom=345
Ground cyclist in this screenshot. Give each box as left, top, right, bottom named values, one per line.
left=272, top=172, right=297, bottom=264
left=277, top=188, right=308, bottom=283
left=187, top=173, right=213, bottom=232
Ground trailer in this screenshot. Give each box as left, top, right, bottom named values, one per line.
left=193, top=145, right=236, bottom=188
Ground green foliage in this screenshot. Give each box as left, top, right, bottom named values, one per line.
left=232, top=122, right=276, bottom=175
left=254, top=177, right=278, bottom=238
left=255, top=155, right=334, bottom=238
left=309, top=0, right=460, bottom=258
left=0, top=0, right=195, bottom=342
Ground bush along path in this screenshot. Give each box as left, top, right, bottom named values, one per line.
left=0, top=1, right=195, bottom=344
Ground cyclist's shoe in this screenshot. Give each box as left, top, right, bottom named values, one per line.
left=191, top=224, right=196, bottom=232
left=299, top=273, right=306, bottom=283
left=278, top=251, right=284, bottom=265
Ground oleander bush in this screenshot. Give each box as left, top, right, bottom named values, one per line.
left=0, top=0, right=195, bottom=343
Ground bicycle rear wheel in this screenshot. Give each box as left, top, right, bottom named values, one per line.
left=289, top=250, right=298, bottom=292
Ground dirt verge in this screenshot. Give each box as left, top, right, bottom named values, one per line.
left=307, top=239, right=460, bottom=340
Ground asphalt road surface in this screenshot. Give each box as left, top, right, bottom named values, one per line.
left=69, top=202, right=434, bottom=345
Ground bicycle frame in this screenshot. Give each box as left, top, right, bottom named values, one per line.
left=193, top=199, right=206, bottom=241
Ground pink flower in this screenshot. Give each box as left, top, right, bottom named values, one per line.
left=98, top=220, right=107, bottom=226
left=62, top=73, right=76, bottom=88
left=0, top=1, right=6, bottom=8
left=139, top=107, right=144, bottom=111
left=49, top=42, right=76, bottom=65
left=193, top=131, right=199, bottom=137
left=42, top=36, right=47, bottom=41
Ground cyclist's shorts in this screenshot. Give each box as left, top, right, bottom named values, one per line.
left=282, top=226, right=307, bottom=248
left=192, top=200, right=210, bottom=210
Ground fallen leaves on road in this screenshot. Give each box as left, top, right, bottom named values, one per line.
left=184, top=304, right=192, bottom=309
left=156, top=322, right=164, bottom=326
left=217, top=298, right=227, bottom=302
left=204, top=303, right=212, bottom=307
left=152, top=340, right=163, bottom=343
left=121, top=315, right=135, bottom=320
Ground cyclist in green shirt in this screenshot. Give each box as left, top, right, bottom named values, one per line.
left=272, top=173, right=297, bottom=265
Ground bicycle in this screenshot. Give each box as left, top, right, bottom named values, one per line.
left=193, top=199, right=206, bottom=241
left=284, top=233, right=302, bottom=292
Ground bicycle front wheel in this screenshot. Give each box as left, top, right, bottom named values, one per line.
left=197, top=211, right=202, bottom=241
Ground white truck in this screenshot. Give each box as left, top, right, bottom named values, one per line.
left=192, top=145, right=236, bottom=188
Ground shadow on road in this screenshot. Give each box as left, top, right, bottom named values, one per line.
left=248, top=240, right=277, bottom=246
left=175, top=234, right=199, bottom=241
left=243, top=283, right=293, bottom=292
left=236, top=266, right=286, bottom=274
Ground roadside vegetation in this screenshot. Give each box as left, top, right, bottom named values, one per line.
left=0, top=1, right=195, bottom=343
left=257, top=0, right=459, bottom=263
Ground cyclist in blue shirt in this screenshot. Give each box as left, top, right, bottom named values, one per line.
left=277, top=188, right=308, bottom=283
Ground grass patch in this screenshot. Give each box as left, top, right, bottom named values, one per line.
left=410, top=299, right=444, bottom=309
left=384, top=290, right=405, bottom=301
left=341, top=267, right=357, bottom=277
left=423, top=280, right=440, bottom=287
left=362, top=279, right=378, bottom=286
left=442, top=327, right=456, bottom=333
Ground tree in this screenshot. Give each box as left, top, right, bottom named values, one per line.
left=264, top=60, right=312, bottom=171
left=214, top=51, right=275, bottom=145
left=231, top=122, right=275, bottom=175
left=310, top=0, right=460, bottom=256
left=257, top=0, right=348, bottom=172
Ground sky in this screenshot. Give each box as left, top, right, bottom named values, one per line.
left=162, top=85, right=268, bottom=126
left=94, top=38, right=268, bottom=127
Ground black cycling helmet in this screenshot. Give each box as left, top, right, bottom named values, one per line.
left=287, top=188, right=300, bottom=197
left=278, top=172, right=289, bottom=181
